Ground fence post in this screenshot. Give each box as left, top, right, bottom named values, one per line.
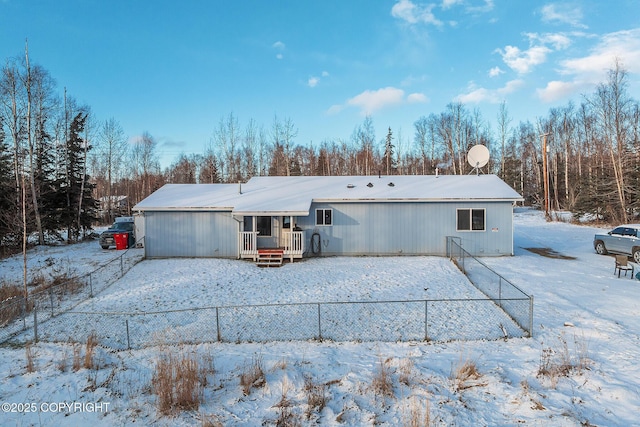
left=317, top=304, right=322, bottom=341
left=528, top=296, right=534, bottom=338
left=499, top=277, right=503, bottom=308
left=126, top=318, right=131, bottom=349
left=424, top=301, right=429, bottom=341
left=49, top=286, right=54, bottom=317
left=89, top=273, right=93, bottom=298
left=33, top=305, right=38, bottom=343
left=120, top=254, right=124, bottom=277
left=216, top=307, right=221, bottom=342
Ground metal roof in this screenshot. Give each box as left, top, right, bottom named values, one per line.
left=133, top=174, right=524, bottom=215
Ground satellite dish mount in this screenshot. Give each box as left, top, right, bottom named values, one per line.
left=467, top=144, right=490, bottom=175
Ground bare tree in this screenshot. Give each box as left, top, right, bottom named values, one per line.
left=497, top=101, right=511, bottom=179
left=97, top=118, right=127, bottom=222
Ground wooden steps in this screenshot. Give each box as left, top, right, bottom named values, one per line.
left=256, top=249, right=284, bottom=267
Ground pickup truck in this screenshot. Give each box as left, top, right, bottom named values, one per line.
left=100, top=217, right=135, bottom=249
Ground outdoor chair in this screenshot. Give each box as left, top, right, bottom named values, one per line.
left=614, top=255, right=634, bottom=278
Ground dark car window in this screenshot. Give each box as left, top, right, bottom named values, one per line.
left=111, top=222, right=134, bottom=231
left=611, top=227, right=625, bottom=235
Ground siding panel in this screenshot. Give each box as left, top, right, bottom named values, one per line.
left=297, top=202, right=513, bottom=257
left=145, top=211, right=238, bottom=258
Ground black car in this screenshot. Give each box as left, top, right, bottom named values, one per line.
left=100, top=220, right=135, bottom=249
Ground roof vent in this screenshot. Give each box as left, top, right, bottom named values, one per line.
left=367, top=182, right=374, bottom=188
left=347, top=184, right=355, bottom=189
left=388, top=182, right=395, bottom=187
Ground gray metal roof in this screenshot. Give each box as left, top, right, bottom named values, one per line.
left=133, top=174, right=524, bottom=215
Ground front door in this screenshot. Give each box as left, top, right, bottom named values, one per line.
left=256, top=216, right=277, bottom=249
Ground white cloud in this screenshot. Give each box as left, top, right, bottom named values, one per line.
left=391, top=0, right=443, bottom=26
left=497, top=45, right=551, bottom=74
left=526, top=32, right=572, bottom=50
left=348, top=87, right=405, bottom=114
left=308, top=71, right=330, bottom=88
left=455, top=79, right=524, bottom=104
left=541, top=3, right=587, bottom=29
left=273, top=41, right=285, bottom=59
left=329, top=87, right=427, bottom=115
left=536, top=80, right=583, bottom=102
left=489, top=66, right=504, bottom=77
left=407, top=92, right=429, bottom=103
left=560, top=29, right=640, bottom=78
left=441, top=0, right=462, bottom=10
left=535, top=29, right=640, bottom=102
left=466, top=0, right=494, bottom=14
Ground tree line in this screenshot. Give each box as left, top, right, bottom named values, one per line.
left=2, top=46, right=639, bottom=255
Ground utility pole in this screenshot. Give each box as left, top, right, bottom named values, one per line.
left=540, top=133, right=550, bottom=220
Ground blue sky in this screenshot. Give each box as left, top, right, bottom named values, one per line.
left=2, top=0, right=639, bottom=168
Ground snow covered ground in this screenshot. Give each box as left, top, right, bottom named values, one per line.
left=1, top=208, right=639, bottom=426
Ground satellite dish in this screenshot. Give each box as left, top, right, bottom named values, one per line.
left=467, top=144, right=490, bottom=174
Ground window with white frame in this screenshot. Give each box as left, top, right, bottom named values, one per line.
left=315, top=208, right=332, bottom=226
left=456, top=208, right=485, bottom=231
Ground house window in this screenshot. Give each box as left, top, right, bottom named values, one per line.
left=457, top=209, right=485, bottom=231
left=243, top=216, right=253, bottom=232
left=316, top=209, right=332, bottom=226
left=282, top=216, right=291, bottom=229
left=256, top=216, right=272, bottom=236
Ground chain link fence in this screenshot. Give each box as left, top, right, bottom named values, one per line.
left=0, top=244, right=144, bottom=345
left=12, top=294, right=529, bottom=350
left=446, top=236, right=533, bottom=337
left=3, top=237, right=532, bottom=349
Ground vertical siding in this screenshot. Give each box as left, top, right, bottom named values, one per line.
left=297, top=202, right=514, bottom=257
left=145, top=211, right=238, bottom=258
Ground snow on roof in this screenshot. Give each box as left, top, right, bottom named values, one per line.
left=133, top=175, right=523, bottom=214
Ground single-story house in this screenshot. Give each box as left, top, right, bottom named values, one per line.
left=133, top=174, right=523, bottom=262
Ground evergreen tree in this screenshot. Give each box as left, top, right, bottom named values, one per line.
left=0, top=117, right=18, bottom=252
left=54, top=113, right=97, bottom=242
left=383, top=127, right=396, bottom=175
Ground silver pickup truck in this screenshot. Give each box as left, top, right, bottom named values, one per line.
left=593, top=225, right=640, bottom=263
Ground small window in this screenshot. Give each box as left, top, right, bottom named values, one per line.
left=282, top=216, right=291, bottom=229
left=243, top=216, right=253, bottom=232
left=456, top=208, right=485, bottom=231
left=256, top=216, right=272, bottom=236
left=316, top=209, right=332, bottom=226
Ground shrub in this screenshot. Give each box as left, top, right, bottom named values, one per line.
left=152, top=352, right=203, bottom=415
left=371, top=357, right=394, bottom=398
left=451, top=356, right=484, bottom=392
left=537, top=332, right=591, bottom=388
left=240, top=354, right=265, bottom=396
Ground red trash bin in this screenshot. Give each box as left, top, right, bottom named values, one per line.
left=114, top=232, right=129, bottom=250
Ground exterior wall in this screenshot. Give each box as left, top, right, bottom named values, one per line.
left=144, top=211, right=238, bottom=258
left=296, top=201, right=514, bottom=257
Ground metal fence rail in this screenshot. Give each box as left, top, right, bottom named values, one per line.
left=12, top=293, right=530, bottom=349
left=446, top=236, right=533, bottom=336
left=0, top=244, right=144, bottom=345
left=3, top=237, right=533, bottom=349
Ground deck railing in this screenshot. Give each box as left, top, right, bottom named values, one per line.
left=239, top=231, right=303, bottom=260
left=239, top=231, right=258, bottom=258
left=283, top=231, right=303, bottom=257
